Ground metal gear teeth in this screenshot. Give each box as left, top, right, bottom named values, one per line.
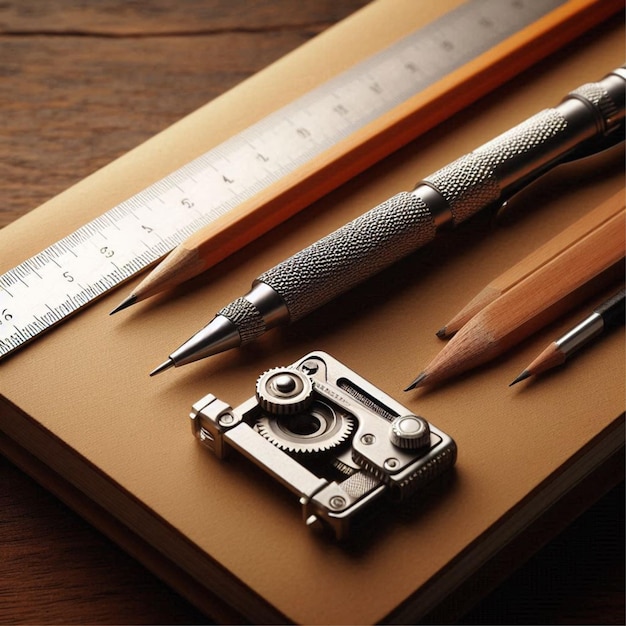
left=255, top=367, right=314, bottom=415
left=332, top=456, right=360, bottom=477
left=254, top=409, right=354, bottom=454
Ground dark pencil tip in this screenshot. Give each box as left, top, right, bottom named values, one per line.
left=110, top=294, right=138, bottom=315
left=150, top=359, right=174, bottom=377
left=435, top=327, right=448, bottom=339
left=404, top=371, right=428, bottom=392
left=509, top=370, right=531, bottom=387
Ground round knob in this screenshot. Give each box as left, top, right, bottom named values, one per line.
left=256, top=367, right=314, bottom=415
left=390, top=414, right=430, bottom=450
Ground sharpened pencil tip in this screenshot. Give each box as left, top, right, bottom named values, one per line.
left=110, top=294, right=138, bottom=315
left=404, top=372, right=428, bottom=392
left=150, top=359, right=174, bottom=377
left=435, top=327, right=448, bottom=339
left=509, top=370, right=531, bottom=387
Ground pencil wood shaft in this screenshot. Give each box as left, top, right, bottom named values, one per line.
left=513, top=287, right=625, bottom=383
left=439, top=192, right=625, bottom=337
left=113, top=3, right=624, bottom=312
left=523, top=342, right=567, bottom=376
left=152, top=67, right=626, bottom=373
left=410, top=207, right=626, bottom=388
left=128, top=245, right=203, bottom=305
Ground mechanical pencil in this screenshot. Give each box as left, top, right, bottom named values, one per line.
left=151, top=67, right=626, bottom=376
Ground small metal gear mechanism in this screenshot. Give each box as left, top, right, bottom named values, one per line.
left=256, top=400, right=354, bottom=454
left=256, top=367, right=314, bottom=415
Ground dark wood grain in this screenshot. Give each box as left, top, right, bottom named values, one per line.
left=1, top=1, right=370, bottom=225
left=0, top=1, right=623, bottom=624
left=0, top=455, right=207, bottom=624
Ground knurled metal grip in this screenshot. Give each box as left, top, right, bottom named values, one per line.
left=218, top=68, right=625, bottom=341
left=424, top=108, right=567, bottom=224
left=569, top=80, right=622, bottom=132
left=424, top=70, right=625, bottom=225
left=258, top=191, right=437, bottom=321
left=219, top=296, right=265, bottom=343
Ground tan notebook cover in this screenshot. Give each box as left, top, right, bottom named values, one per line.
left=1, top=1, right=624, bottom=623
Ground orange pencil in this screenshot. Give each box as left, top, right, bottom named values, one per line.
left=110, top=0, right=621, bottom=315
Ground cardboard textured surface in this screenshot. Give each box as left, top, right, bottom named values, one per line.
left=1, top=1, right=624, bottom=623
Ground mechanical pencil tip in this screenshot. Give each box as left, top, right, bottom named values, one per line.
left=110, top=294, right=137, bottom=315
left=150, top=359, right=174, bottom=377
left=404, top=372, right=428, bottom=392
left=509, top=370, right=531, bottom=387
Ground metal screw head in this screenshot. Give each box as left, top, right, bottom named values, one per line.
left=360, top=433, right=376, bottom=445
left=329, top=495, right=347, bottom=510
left=256, top=367, right=314, bottom=414
left=273, top=373, right=297, bottom=394
left=301, top=360, right=319, bottom=375
left=384, top=458, right=399, bottom=471
left=218, top=413, right=235, bottom=427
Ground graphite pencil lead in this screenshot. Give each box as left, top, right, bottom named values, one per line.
left=150, top=359, right=175, bottom=377
left=435, top=327, right=448, bottom=339
left=404, top=371, right=428, bottom=392
left=110, top=294, right=138, bottom=315
left=509, top=370, right=531, bottom=387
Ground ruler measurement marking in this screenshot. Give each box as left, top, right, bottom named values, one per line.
left=0, top=0, right=568, bottom=359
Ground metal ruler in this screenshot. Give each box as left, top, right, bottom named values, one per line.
left=0, top=0, right=566, bottom=359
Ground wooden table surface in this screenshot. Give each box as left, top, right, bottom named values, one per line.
left=1, top=2, right=624, bottom=623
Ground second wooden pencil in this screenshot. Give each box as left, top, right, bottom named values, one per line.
left=406, top=203, right=625, bottom=390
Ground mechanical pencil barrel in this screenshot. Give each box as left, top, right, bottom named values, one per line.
left=151, top=67, right=626, bottom=376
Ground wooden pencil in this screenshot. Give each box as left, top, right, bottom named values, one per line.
left=510, top=288, right=625, bottom=385
left=437, top=190, right=625, bottom=338
left=406, top=207, right=626, bottom=390
left=108, top=0, right=621, bottom=314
